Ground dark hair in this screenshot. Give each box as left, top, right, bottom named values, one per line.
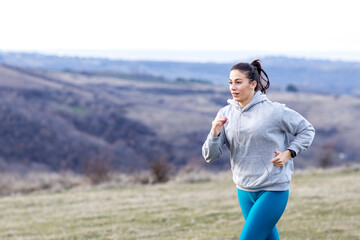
left=230, top=59, right=270, bottom=94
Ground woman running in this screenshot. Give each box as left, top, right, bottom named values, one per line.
left=202, top=59, right=315, bottom=240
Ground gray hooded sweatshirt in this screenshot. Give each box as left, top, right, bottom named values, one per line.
left=202, top=91, right=315, bottom=192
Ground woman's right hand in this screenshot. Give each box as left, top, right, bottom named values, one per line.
left=211, top=116, right=228, bottom=137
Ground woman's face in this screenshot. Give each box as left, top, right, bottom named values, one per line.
left=229, top=70, right=257, bottom=106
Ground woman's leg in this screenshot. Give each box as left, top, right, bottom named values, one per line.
left=237, top=189, right=289, bottom=240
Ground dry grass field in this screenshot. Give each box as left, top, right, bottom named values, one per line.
left=0, top=167, right=359, bottom=240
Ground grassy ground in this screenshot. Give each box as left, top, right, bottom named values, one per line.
left=0, top=169, right=359, bottom=240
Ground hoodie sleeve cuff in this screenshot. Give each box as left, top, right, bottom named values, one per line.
left=287, top=145, right=301, bottom=156
left=208, top=132, right=221, bottom=142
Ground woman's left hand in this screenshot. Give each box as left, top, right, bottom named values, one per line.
left=271, top=150, right=291, bottom=167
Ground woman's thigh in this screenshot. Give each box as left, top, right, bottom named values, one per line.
left=237, top=189, right=289, bottom=240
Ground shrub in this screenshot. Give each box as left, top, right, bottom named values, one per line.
left=83, top=159, right=111, bottom=184
left=286, top=84, right=298, bottom=92
left=149, top=158, right=172, bottom=183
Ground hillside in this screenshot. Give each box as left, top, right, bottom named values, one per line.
left=1, top=51, right=360, bottom=96
left=0, top=65, right=173, bottom=173
left=0, top=63, right=359, bottom=173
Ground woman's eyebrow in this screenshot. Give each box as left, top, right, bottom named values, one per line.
left=229, top=78, right=243, bottom=81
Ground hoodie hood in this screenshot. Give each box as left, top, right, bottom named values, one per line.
left=227, top=91, right=268, bottom=112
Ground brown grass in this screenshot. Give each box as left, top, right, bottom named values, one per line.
left=0, top=166, right=359, bottom=239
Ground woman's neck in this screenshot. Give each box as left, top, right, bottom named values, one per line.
left=238, top=91, right=256, bottom=108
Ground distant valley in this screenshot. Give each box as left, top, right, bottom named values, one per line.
left=0, top=52, right=359, bottom=173
left=1, top=51, right=360, bottom=96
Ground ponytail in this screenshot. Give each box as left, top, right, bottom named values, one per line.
left=231, top=59, right=270, bottom=94
left=250, top=59, right=270, bottom=94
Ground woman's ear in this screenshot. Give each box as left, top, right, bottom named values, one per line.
left=251, top=80, right=257, bottom=90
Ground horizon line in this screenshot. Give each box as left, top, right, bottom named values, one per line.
left=1, top=49, right=360, bottom=64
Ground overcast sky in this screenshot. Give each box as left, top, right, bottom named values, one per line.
left=1, top=0, right=360, bottom=62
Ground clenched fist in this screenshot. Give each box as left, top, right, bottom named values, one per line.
left=211, top=116, right=228, bottom=137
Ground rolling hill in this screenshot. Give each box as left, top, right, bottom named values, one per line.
left=1, top=51, right=360, bottom=96
left=0, top=61, right=359, bottom=173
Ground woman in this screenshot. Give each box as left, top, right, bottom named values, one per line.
left=202, top=59, right=315, bottom=240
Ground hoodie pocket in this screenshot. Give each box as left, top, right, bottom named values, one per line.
left=272, top=163, right=291, bottom=183
left=233, top=155, right=270, bottom=189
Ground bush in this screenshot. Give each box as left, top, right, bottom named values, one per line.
left=83, top=159, right=111, bottom=184
left=149, top=158, right=172, bottom=183
left=286, top=84, right=298, bottom=92
left=319, top=144, right=339, bottom=168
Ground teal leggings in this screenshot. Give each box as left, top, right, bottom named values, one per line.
left=237, top=189, right=289, bottom=240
